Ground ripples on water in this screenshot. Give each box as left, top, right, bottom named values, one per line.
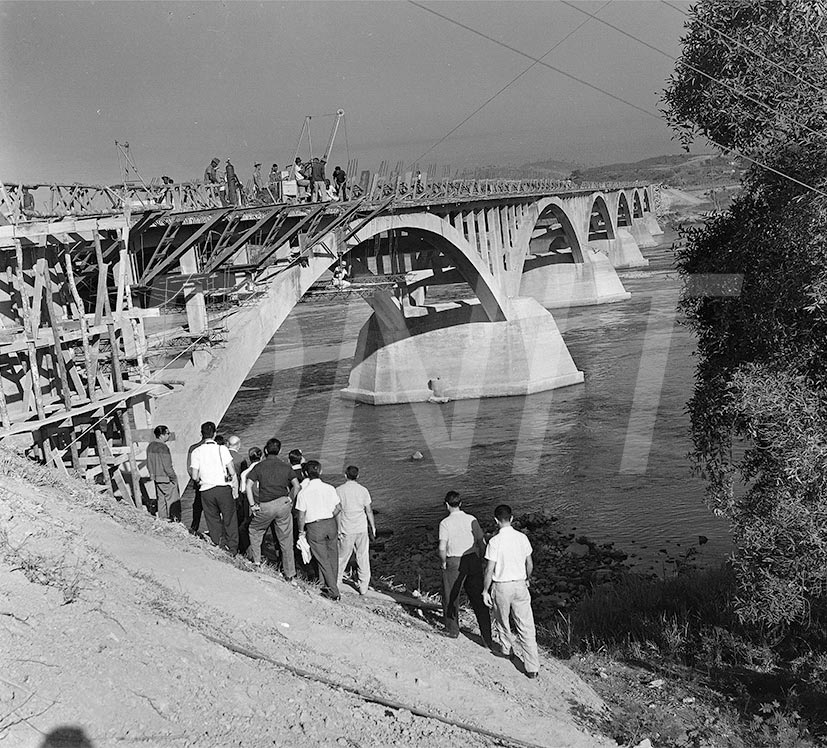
left=221, top=231, right=731, bottom=568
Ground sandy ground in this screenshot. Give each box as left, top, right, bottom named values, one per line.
left=0, top=453, right=615, bottom=748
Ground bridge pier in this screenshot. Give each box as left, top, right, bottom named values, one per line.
left=342, top=296, right=583, bottom=404
left=630, top=216, right=657, bottom=249
left=590, top=229, right=649, bottom=269
left=518, top=249, right=630, bottom=308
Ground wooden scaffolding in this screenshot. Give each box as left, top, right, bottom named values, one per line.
left=0, top=212, right=153, bottom=506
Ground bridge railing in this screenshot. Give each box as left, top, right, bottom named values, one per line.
left=1, top=177, right=651, bottom=223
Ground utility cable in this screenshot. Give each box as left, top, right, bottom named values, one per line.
left=659, top=0, right=825, bottom=96
left=560, top=0, right=826, bottom=144
left=407, top=0, right=614, bottom=169
left=407, top=0, right=827, bottom=200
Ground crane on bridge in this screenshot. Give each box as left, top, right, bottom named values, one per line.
left=292, top=109, right=346, bottom=165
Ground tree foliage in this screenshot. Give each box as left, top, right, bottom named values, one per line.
left=663, top=0, right=827, bottom=624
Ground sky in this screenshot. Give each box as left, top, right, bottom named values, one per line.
left=0, top=1, right=692, bottom=184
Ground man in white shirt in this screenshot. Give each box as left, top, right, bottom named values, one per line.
left=296, top=460, right=342, bottom=600
left=438, top=491, right=492, bottom=645
left=189, top=421, right=239, bottom=555
left=336, top=465, right=376, bottom=595
left=483, top=504, right=539, bottom=678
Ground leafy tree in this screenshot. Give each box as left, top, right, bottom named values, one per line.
left=662, top=0, right=827, bottom=625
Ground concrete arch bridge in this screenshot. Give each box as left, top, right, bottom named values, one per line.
left=0, top=180, right=661, bottom=488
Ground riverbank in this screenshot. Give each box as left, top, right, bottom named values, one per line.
left=0, top=447, right=615, bottom=748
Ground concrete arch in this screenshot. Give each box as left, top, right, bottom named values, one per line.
left=351, top=212, right=509, bottom=322
left=588, top=194, right=616, bottom=241
left=617, top=193, right=632, bottom=227
left=642, top=187, right=652, bottom=213
left=528, top=197, right=585, bottom=264
left=632, top=190, right=643, bottom=219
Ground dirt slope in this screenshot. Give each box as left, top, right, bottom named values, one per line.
left=0, top=452, right=615, bottom=747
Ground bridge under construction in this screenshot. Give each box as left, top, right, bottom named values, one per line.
left=0, top=174, right=661, bottom=507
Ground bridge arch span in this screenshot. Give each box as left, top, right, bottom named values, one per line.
left=588, top=193, right=616, bottom=242
left=526, top=196, right=585, bottom=264
left=616, top=192, right=632, bottom=227
left=632, top=190, right=644, bottom=219
left=350, top=212, right=509, bottom=322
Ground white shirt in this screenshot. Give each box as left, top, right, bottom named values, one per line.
left=336, top=480, right=371, bottom=535
left=438, top=510, right=479, bottom=557
left=485, top=526, right=533, bottom=582
left=189, top=440, right=234, bottom=492
left=295, top=478, right=340, bottom=524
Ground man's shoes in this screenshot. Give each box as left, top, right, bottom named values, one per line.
left=443, top=630, right=460, bottom=639
left=321, top=589, right=340, bottom=601
left=526, top=671, right=539, bottom=679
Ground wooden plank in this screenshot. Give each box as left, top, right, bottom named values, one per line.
left=63, top=251, right=96, bottom=400
left=118, top=410, right=144, bottom=512
left=14, top=240, right=46, bottom=420
left=94, top=428, right=115, bottom=497
left=44, top=266, right=81, bottom=470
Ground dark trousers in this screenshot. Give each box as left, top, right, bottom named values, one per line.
left=442, top=554, right=492, bottom=642
left=306, top=518, right=339, bottom=597
left=181, top=481, right=203, bottom=532
left=236, top=497, right=250, bottom=554
left=201, top=486, right=238, bottom=554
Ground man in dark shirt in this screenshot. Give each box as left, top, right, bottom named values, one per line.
left=244, top=437, right=300, bottom=577
left=146, top=425, right=178, bottom=520
left=332, top=166, right=347, bottom=201
left=311, top=158, right=327, bottom=202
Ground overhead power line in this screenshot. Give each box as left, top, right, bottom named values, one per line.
left=560, top=0, right=826, bottom=144
left=407, top=1, right=827, bottom=200
left=659, top=0, right=824, bottom=97
left=408, top=0, right=614, bottom=168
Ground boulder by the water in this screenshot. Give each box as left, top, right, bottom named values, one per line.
left=410, top=450, right=424, bottom=461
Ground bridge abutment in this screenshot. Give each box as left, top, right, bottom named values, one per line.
left=341, top=296, right=583, bottom=404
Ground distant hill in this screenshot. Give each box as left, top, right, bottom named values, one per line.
left=570, top=153, right=743, bottom=187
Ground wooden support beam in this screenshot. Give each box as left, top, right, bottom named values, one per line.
left=63, top=251, right=96, bottom=400
left=14, top=240, right=46, bottom=421
left=139, top=209, right=230, bottom=286
left=202, top=205, right=286, bottom=274
left=44, top=266, right=81, bottom=470
left=252, top=204, right=327, bottom=269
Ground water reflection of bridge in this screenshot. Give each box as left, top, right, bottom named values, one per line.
left=0, top=177, right=661, bottom=505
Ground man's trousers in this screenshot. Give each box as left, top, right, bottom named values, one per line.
left=306, top=518, right=339, bottom=598
left=248, top=496, right=295, bottom=578
left=442, top=554, right=491, bottom=643
left=338, top=531, right=370, bottom=594
left=491, top=580, right=539, bottom=674
left=201, top=486, right=238, bottom=555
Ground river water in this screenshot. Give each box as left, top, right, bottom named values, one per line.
left=221, top=229, right=731, bottom=569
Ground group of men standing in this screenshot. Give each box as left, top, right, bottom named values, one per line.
left=147, top=424, right=539, bottom=677
left=204, top=156, right=348, bottom=206
left=147, top=422, right=375, bottom=602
